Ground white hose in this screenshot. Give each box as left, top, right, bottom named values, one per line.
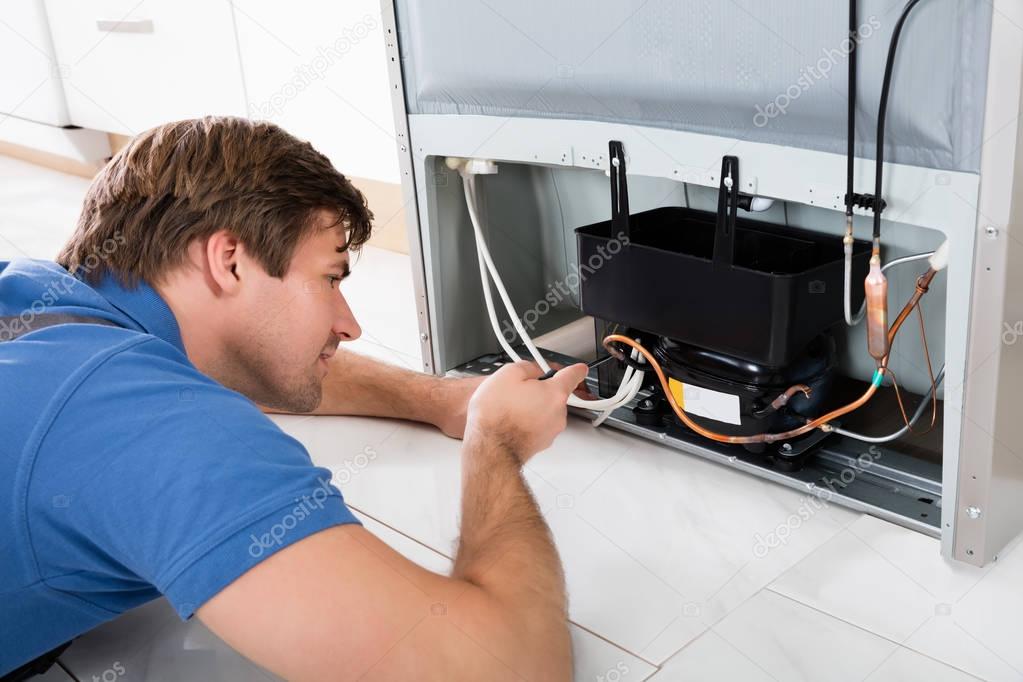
left=834, top=365, right=944, bottom=443
left=591, top=351, right=644, bottom=426
left=845, top=250, right=936, bottom=326
left=843, top=242, right=855, bottom=326
left=462, top=172, right=646, bottom=418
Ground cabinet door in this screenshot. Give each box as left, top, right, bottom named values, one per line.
left=0, top=0, right=70, bottom=125
left=44, top=0, right=247, bottom=135
left=233, top=0, right=399, bottom=184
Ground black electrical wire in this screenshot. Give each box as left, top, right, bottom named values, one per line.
left=846, top=0, right=857, bottom=218
left=873, top=0, right=925, bottom=241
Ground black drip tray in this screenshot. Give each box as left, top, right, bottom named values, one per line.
left=576, top=206, right=871, bottom=367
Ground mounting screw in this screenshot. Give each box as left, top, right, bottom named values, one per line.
left=781, top=443, right=793, bottom=453
left=640, top=398, right=654, bottom=408
left=985, top=226, right=999, bottom=239
left=966, top=506, right=982, bottom=519
left=420, top=332, right=428, bottom=342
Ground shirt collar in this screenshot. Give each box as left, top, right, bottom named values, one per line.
left=91, top=272, right=186, bottom=354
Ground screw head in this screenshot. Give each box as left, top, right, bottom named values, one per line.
left=966, top=506, right=982, bottom=519
left=781, top=443, right=793, bottom=452
left=985, top=226, right=999, bottom=239
left=419, top=332, right=428, bottom=342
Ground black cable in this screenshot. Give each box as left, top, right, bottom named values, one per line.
left=846, top=0, right=857, bottom=218
left=873, top=0, right=925, bottom=241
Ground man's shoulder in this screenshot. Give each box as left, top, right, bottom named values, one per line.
left=2, top=322, right=269, bottom=455
left=10, top=323, right=223, bottom=413
left=75, top=332, right=265, bottom=426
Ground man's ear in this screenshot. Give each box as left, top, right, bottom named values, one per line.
left=204, top=230, right=244, bottom=295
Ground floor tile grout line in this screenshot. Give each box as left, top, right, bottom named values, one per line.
left=702, top=628, right=784, bottom=682
left=347, top=503, right=456, bottom=562
left=565, top=621, right=661, bottom=671
left=762, top=587, right=989, bottom=680
left=647, top=584, right=765, bottom=670
left=951, top=529, right=1023, bottom=607
left=949, top=620, right=1023, bottom=679
left=629, top=492, right=858, bottom=665
left=765, top=587, right=922, bottom=648
left=843, top=526, right=941, bottom=601
left=349, top=503, right=669, bottom=670
left=856, top=615, right=933, bottom=682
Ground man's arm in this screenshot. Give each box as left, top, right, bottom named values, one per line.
left=265, top=347, right=483, bottom=438
left=198, top=362, right=586, bottom=681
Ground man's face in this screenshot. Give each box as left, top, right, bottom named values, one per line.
left=228, top=211, right=361, bottom=412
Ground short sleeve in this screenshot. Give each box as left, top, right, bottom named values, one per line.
left=28, top=337, right=360, bottom=620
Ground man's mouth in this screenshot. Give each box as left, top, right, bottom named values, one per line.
left=318, top=345, right=337, bottom=367
left=319, top=337, right=341, bottom=367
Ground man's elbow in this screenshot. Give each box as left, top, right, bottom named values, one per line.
left=443, top=582, right=573, bottom=681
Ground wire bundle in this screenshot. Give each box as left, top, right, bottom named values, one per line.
left=461, top=171, right=646, bottom=426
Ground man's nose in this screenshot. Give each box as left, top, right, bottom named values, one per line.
left=332, top=292, right=362, bottom=341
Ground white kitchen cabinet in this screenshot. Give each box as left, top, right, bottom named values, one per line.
left=0, top=1, right=70, bottom=125
left=233, top=0, right=399, bottom=184
left=43, top=0, right=247, bottom=135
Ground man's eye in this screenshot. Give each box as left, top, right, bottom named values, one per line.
left=327, top=275, right=342, bottom=289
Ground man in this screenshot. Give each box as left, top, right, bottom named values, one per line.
left=0, top=117, right=587, bottom=680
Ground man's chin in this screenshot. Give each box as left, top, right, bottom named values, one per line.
left=259, top=380, right=322, bottom=414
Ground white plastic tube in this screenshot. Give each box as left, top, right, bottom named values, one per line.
left=461, top=171, right=646, bottom=418
left=845, top=250, right=936, bottom=326
left=843, top=239, right=855, bottom=325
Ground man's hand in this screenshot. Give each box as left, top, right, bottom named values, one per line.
left=432, top=361, right=595, bottom=439
left=464, top=362, right=589, bottom=461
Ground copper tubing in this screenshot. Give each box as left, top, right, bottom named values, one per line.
left=753, top=384, right=813, bottom=418
left=865, top=251, right=890, bottom=363
left=601, top=267, right=939, bottom=445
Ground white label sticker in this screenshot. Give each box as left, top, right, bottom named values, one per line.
left=668, top=379, right=742, bottom=426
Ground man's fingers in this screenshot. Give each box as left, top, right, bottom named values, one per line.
left=512, top=360, right=546, bottom=379
left=545, top=363, right=589, bottom=397
left=552, top=361, right=598, bottom=399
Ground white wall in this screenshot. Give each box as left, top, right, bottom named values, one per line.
left=233, top=0, right=400, bottom=184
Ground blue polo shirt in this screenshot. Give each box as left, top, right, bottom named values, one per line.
left=0, top=258, right=359, bottom=674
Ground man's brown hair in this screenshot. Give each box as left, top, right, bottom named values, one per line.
left=57, top=116, right=373, bottom=286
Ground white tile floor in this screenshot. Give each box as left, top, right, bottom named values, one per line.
left=4, top=156, right=1022, bottom=681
